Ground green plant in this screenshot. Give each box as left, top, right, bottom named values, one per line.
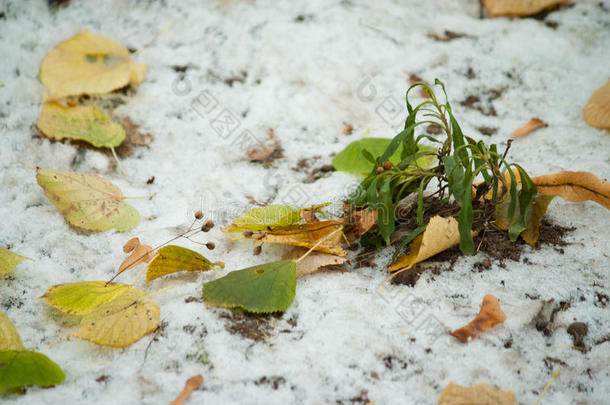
left=351, top=79, right=538, bottom=255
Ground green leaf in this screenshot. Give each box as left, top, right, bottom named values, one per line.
left=333, top=138, right=403, bottom=176
left=378, top=177, right=394, bottom=245
left=0, top=350, right=65, bottom=392
left=201, top=260, right=296, bottom=313
left=508, top=166, right=538, bottom=241
left=146, top=245, right=223, bottom=283
left=0, top=248, right=32, bottom=277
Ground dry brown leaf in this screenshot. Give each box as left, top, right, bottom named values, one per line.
left=450, top=294, right=507, bottom=343
left=344, top=209, right=378, bottom=242
left=388, top=216, right=461, bottom=272
left=116, top=117, right=154, bottom=158
left=483, top=0, right=565, bottom=17
left=438, top=381, right=517, bottom=405
left=170, top=374, right=203, bottom=405
left=583, top=80, right=610, bottom=129
left=282, top=247, right=347, bottom=278
left=248, top=128, right=282, bottom=163
left=531, top=171, right=610, bottom=210
left=510, top=117, right=547, bottom=137
left=117, top=237, right=154, bottom=275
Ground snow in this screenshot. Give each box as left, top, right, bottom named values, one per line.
left=1, top=0, right=609, bottom=404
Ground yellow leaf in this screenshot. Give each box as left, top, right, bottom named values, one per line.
left=583, top=80, right=610, bottom=129
left=531, top=171, right=610, bottom=210
left=389, top=216, right=461, bottom=272
left=40, top=30, right=146, bottom=99
left=438, top=382, right=517, bottom=405
left=0, top=312, right=25, bottom=351
left=40, top=281, right=131, bottom=316
left=282, top=247, right=347, bottom=278
left=482, top=0, right=565, bottom=17
left=36, top=167, right=139, bottom=232
left=496, top=195, right=555, bottom=246
left=146, top=245, right=223, bottom=283
left=0, top=247, right=33, bottom=277
left=37, top=102, right=126, bottom=148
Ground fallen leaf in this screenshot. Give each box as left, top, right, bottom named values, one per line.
left=450, top=294, right=507, bottom=343
left=146, top=245, right=224, bottom=283
left=496, top=194, right=555, bottom=246
left=42, top=281, right=159, bottom=347
left=583, top=80, right=610, bottom=129
left=389, top=216, right=461, bottom=272
left=531, top=171, right=610, bottom=210
left=282, top=247, right=347, bottom=278
left=170, top=374, right=204, bottom=405
left=222, top=205, right=303, bottom=233
left=245, top=220, right=346, bottom=256
left=0, top=312, right=24, bottom=351
left=201, top=260, right=296, bottom=313
left=482, top=0, right=565, bottom=17
left=36, top=167, right=140, bottom=232
left=37, top=102, right=125, bottom=148
left=116, top=117, right=154, bottom=158
left=0, top=247, right=33, bottom=277
left=248, top=128, right=282, bottom=163
left=510, top=117, right=548, bottom=137
left=40, top=30, right=146, bottom=99
left=344, top=209, right=377, bottom=242
left=116, top=237, right=154, bottom=277
left=0, top=350, right=66, bottom=393
left=438, top=381, right=517, bottom=405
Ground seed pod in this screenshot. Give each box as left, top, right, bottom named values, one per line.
left=201, top=219, right=215, bottom=232
left=376, top=166, right=384, bottom=174
left=206, top=242, right=215, bottom=250
left=253, top=245, right=262, bottom=256
left=243, top=230, right=254, bottom=238
left=194, top=210, right=203, bottom=220
left=383, top=160, right=392, bottom=170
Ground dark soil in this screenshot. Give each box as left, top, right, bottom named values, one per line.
left=220, top=311, right=278, bottom=342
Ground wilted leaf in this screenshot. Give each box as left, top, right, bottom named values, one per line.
left=282, top=247, right=347, bottom=278
left=496, top=194, right=555, bottom=246
left=389, top=216, right=461, bottom=272
left=146, top=245, right=224, bottom=283
left=344, top=209, right=377, bottom=242
left=482, top=0, right=565, bottom=17
left=510, top=117, right=547, bottom=138
left=222, top=205, right=303, bottom=233
left=438, top=382, right=517, bottom=405
left=37, top=102, right=125, bottom=148
left=201, top=260, right=296, bottom=313
left=36, top=167, right=139, bottom=232
left=170, top=374, right=204, bottom=405
left=0, top=312, right=24, bottom=351
left=116, top=237, right=154, bottom=277
left=0, top=247, right=32, bottom=277
left=40, top=30, right=146, bottom=99
left=450, top=294, right=507, bottom=343
left=0, top=350, right=66, bottom=393
left=40, top=281, right=131, bottom=315
left=531, top=171, right=610, bottom=210
left=583, top=80, right=610, bottom=129
left=245, top=220, right=346, bottom=256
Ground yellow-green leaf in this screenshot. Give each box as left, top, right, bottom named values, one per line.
left=0, top=312, right=24, bottom=351
left=146, top=245, right=224, bottom=283
left=36, top=167, right=139, bottom=232
left=0, top=248, right=32, bottom=277
left=0, top=350, right=65, bottom=393
left=37, top=102, right=125, bottom=148
left=40, top=281, right=131, bottom=316
left=40, top=30, right=146, bottom=99
left=222, top=205, right=303, bottom=233
left=496, top=194, right=555, bottom=246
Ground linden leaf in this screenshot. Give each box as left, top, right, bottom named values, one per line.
left=243, top=220, right=346, bottom=256
left=40, top=281, right=131, bottom=316
left=146, top=245, right=224, bottom=283
left=0, top=350, right=66, bottom=393
left=40, top=30, right=146, bottom=99
left=282, top=247, right=347, bottom=278
left=389, top=216, right=461, bottom=272
left=438, top=382, right=517, bottom=405
left=0, top=247, right=33, bottom=277
left=70, top=288, right=159, bottom=347
left=222, top=205, right=303, bottom=233
left=496, top=194, right=555, bottom=246
left=510, top=117, right=547, bottom=138
left=482, top=0, right=565, bottom=17
left=37, top=102, right=126, bottom=148
left=531, top=171, right=610, bottom=210
left=201, top=260, right=296, bottom=313
left=116, top=237, right=154, bottom=278
left=36, top=167, right=139, bottom=232
left=450, top=294, right=507, bottom=343
left=583, top=80, right=610, bottom=129
left=0, top=312, right=24, bottom=351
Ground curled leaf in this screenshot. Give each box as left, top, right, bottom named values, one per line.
left=510, top=117, right=547, bottom=138
left=531, top=171, right=610, bottom=210
left=0, top=312, right=24, bottom=351
left=37, top=102, right=126, bottom=148
left=116, top=237, right=154, bottom=277
left=482, top=0, right=565, bottom=17
left=450, top=294, right=507, bottom=343
left=36, top=167, right=139, bottom=232
left=40, top=30, right=146, bottom=99
left=438, top=382, right=517, bottom=405
left=0, top=247, right=33, bottom=277
left=389, top=216, right=461, bottom=272
left=201, top=260, right=296, bottom=313
left=583, top=80, right=610, bottom=129
left=0, top=350, right=66, bottom=393
left=146, top=245, right=223, bottom=283
left=282, top=247, right=347, bottom=278
left=344, top=209, right=377, bottom=242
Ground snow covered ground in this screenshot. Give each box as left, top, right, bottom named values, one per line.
left=1, top=0, right=609, bottom=403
